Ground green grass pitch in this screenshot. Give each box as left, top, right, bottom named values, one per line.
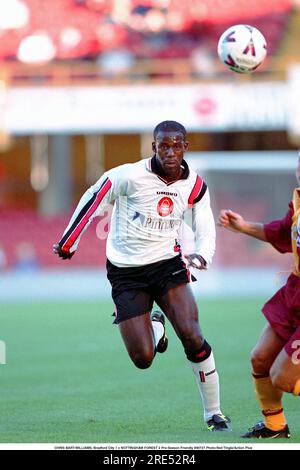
left=1, top=298, right=299, bottom=444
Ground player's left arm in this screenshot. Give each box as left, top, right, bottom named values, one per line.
left=185, top=187, right=216, bottom=270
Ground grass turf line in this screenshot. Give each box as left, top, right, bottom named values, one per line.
left=1, top=298, right=299, bottom=443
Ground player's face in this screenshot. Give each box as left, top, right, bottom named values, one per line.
left=296, top=154, right=300, bottom=186
left=152, top=131, right=188, bottom=178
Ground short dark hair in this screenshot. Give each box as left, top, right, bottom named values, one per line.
left=153, top=120, right=187, bottom=139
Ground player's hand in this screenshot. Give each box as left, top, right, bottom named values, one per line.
left=53, top=243, right=74, bottom=260
left=218, top=209, right=245, bottom=233
left=184, top=253, right=207, bottom=270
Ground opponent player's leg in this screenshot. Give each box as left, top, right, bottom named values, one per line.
left=157, top=283, right=230, bottom=431
left=242, top=324, right=289, bottom=438
left=270, top=327, right=300, bottom=396
left=251, top=323, right=285, bottom=375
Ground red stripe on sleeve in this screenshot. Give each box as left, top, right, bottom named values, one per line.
left=62, top=179, right=112, bottom=251
left=188, top=175, right=203, bottom=208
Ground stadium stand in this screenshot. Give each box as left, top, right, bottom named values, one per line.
left=0, top=209, right=106, bottom=268
left=0, top=0, right=294, bottom=84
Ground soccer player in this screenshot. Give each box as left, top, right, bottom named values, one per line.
left=53, top=120, right=230, bottom=432
left=218, top=153, right=300, bottom=439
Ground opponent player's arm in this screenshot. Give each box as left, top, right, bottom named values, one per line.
left=187, top=188, right=216, bottom=269
left=218, top=209, right=267, bottom=242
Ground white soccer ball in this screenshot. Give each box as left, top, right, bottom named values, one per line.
left=217, top=24, right=267, bottom=74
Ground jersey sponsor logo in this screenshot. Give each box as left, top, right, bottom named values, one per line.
left=132, top=211, right=179, bottom=232
left=132, top=211, right=145, bottom=223
left=145, top=216, right=176, bottom=231
left=157, top=197, right=174, bottom=217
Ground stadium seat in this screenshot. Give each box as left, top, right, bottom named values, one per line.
left=0, top=210, right=107, bottom=268
left=0, top=0, right=293, bottom=68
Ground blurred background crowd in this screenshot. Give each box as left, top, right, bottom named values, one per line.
left=0, top=0, right=296, bottom=73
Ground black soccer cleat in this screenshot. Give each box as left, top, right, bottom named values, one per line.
left=151, top=310, right=168, bottom=353
left=206, top=414, right=231, bottom=432
left=241, top=421, right=290, bottom=439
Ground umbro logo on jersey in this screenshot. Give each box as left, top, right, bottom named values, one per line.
left=157, top=191, right=178, bottom=197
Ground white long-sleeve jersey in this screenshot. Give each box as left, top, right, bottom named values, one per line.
left=58, top=157, right=216, bottom=267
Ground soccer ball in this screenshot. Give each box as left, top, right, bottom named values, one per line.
left=217, top=24, right=267, bottom=74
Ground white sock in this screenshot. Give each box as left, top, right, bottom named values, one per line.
left=152, top=320, right=164, bottom=348
left=190, top=350, right=222, bottom=422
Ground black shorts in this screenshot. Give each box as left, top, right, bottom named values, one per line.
left=106, top=255, right=190, bottom=324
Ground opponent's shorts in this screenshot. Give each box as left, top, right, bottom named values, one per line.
left=262, top=273, right=300, bottom=357
left=106, top=255, right=190, bottom=324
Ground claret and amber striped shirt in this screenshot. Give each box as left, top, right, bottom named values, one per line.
left=264, top=188, right=300, bottom=276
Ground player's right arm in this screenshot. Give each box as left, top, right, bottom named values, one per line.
left=53, top=166, right=128, bottom=260
left=218, top=209, right=267, bottom=242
